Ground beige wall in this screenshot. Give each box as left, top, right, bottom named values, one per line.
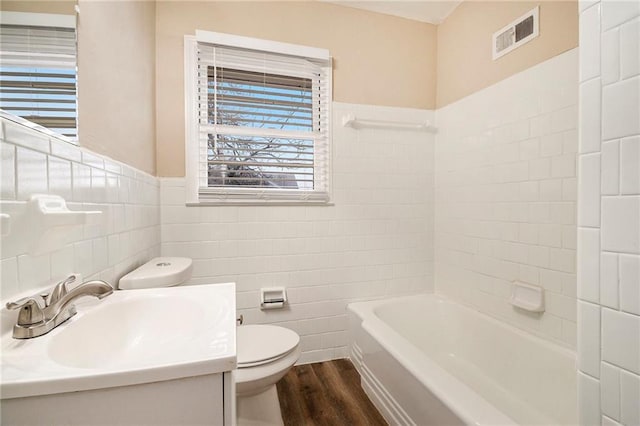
left=0, top=1, right=75, bottom=15
left=3, top=1, right=579, bottom=177
left=77, top=0, right=157, bottom=175
left=155, top=0, right=437, bottom=177
left=436, top=0, right=578, bottom=108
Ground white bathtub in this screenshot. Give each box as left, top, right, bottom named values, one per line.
left=348, top=294, right=577, bottom=425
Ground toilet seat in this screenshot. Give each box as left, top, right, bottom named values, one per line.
left=237, top=325, right=300, bottom=368
left=238, top=348, right=297, bottom=368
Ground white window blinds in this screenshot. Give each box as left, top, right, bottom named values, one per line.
left=193, top=41, right=331, bottom=203
left=0, top=23, right=77, bottom=138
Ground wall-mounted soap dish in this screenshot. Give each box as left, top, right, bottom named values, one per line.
left=28, top=194, right=102, bottom=255
left=30, top=194, right=101, bottom=227
left=510, top=281, right=545, bottom=313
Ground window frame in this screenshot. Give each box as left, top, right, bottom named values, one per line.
left=184, top=31, right=332, bottom=206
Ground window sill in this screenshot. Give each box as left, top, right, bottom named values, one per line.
left=186, top=200, right=334, bottom=207
left=190, top=188, right=331, bottom=206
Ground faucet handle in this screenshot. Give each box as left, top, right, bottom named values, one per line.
left=6, top=297, right=45, bottom=325
left=49, top=274, right=77, bottom=305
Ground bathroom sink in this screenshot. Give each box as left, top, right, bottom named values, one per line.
left=49, top=295, right=207, bottom=369
left=1, top=283, right=236, bottom=399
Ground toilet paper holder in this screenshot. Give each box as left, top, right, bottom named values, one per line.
left=260, top=287, right=287, bottom=310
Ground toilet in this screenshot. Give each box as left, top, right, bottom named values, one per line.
left=235, top=324, right=301, bottom=425
left=119, top=257, right=301, bottom=425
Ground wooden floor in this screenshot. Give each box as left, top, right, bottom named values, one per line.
left=276, top=359, right=387, bottom=426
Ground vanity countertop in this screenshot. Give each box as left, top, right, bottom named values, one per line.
left=1, top=282, right=236, bottom=399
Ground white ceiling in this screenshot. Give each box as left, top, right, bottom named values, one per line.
left=320, top=0, right=463, bottom=25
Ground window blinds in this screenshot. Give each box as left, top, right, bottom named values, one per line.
left=196, top=43, right=331, bottom=202
left=0, top=24, right=77, bottom=138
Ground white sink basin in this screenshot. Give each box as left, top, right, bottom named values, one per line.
left=49, top=295, right=209, bottom=369
left=1, top=283, right=236, bottom=399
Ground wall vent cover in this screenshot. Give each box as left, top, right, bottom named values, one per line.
left=492, top=6, right=539, bottom=60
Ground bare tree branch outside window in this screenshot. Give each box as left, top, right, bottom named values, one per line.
left=207, top=66, right=317, bottom=190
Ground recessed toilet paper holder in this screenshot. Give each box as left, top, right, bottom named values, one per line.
left=260, top=287, right=287, bottom=310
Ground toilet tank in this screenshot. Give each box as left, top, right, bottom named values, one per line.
left=118, top=257, right=193, bottom=290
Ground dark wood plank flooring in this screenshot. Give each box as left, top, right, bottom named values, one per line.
left=276, top=359, right=387, bottom=426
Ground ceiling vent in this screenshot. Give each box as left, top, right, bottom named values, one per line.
left=492, top=6, right=539, bottom=60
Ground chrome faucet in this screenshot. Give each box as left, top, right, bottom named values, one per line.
left=6, top=275, right=114, bottom=339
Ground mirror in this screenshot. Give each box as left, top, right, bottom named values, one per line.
left=0, top=1, right=77, bottom=143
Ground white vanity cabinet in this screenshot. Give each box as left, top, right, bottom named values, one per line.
left=2, top=371, right=235, bottom=425
left=1, top=283, right=237, bottom=426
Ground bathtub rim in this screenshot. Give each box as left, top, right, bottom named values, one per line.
left=348, top=293, right=577, bottom=426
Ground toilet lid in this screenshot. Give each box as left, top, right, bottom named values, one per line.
left=237, top=325, right=300, bottom=366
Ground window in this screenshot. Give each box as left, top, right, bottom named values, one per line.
left=184, top=31, right=331, bottom=204
left=0, top=12, right=77, bottom=139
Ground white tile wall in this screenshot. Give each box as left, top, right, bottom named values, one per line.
left=619, top=369, right=640, bottom=425
left=602, top=308, right=640, bottom=375
left=160, top=102, right=435, bottom=363
left=1, top=142, right=15, bottom=199
left=601, top=140, right=620, bottom=195
left=600, top=252, right=619, bottom=309
left=578, top=153, right=601, bottom=227
left=620, top=136, right=640, bottom=194
left=602, top=76, right=640, bottom=140
left=601, top=360, right=640, bottom=426
left=0, top=8, right=631, bottom=394
left=580, top=3, right=602, bottom=82
left=579, top=300, right=601, bottom=378
left=619, top=19, right=639, bottom=79
left=579, top=370, right=602, bottom=425
left=602, top=196, right=640, bottom=253
left=601, top=362, right=621, bottom=420
left=619, top=254, right=640, bottom=315
left=578, top=2, right=640, bottom=424
left=578, top=227, right=601, bottom=302
left=601, top=0, right=640, bottom=31
left=0, top=118, right=160, bottom=300
left=580, top=77, right=602, bottom=153
left=434, top=49, right=579, bottom=348
left=601, top=28, right=620, bottom=85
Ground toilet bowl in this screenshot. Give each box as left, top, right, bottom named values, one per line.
left=235, top=325, right=301, bottom=425
left=119, top=259, right=301, bottom=425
